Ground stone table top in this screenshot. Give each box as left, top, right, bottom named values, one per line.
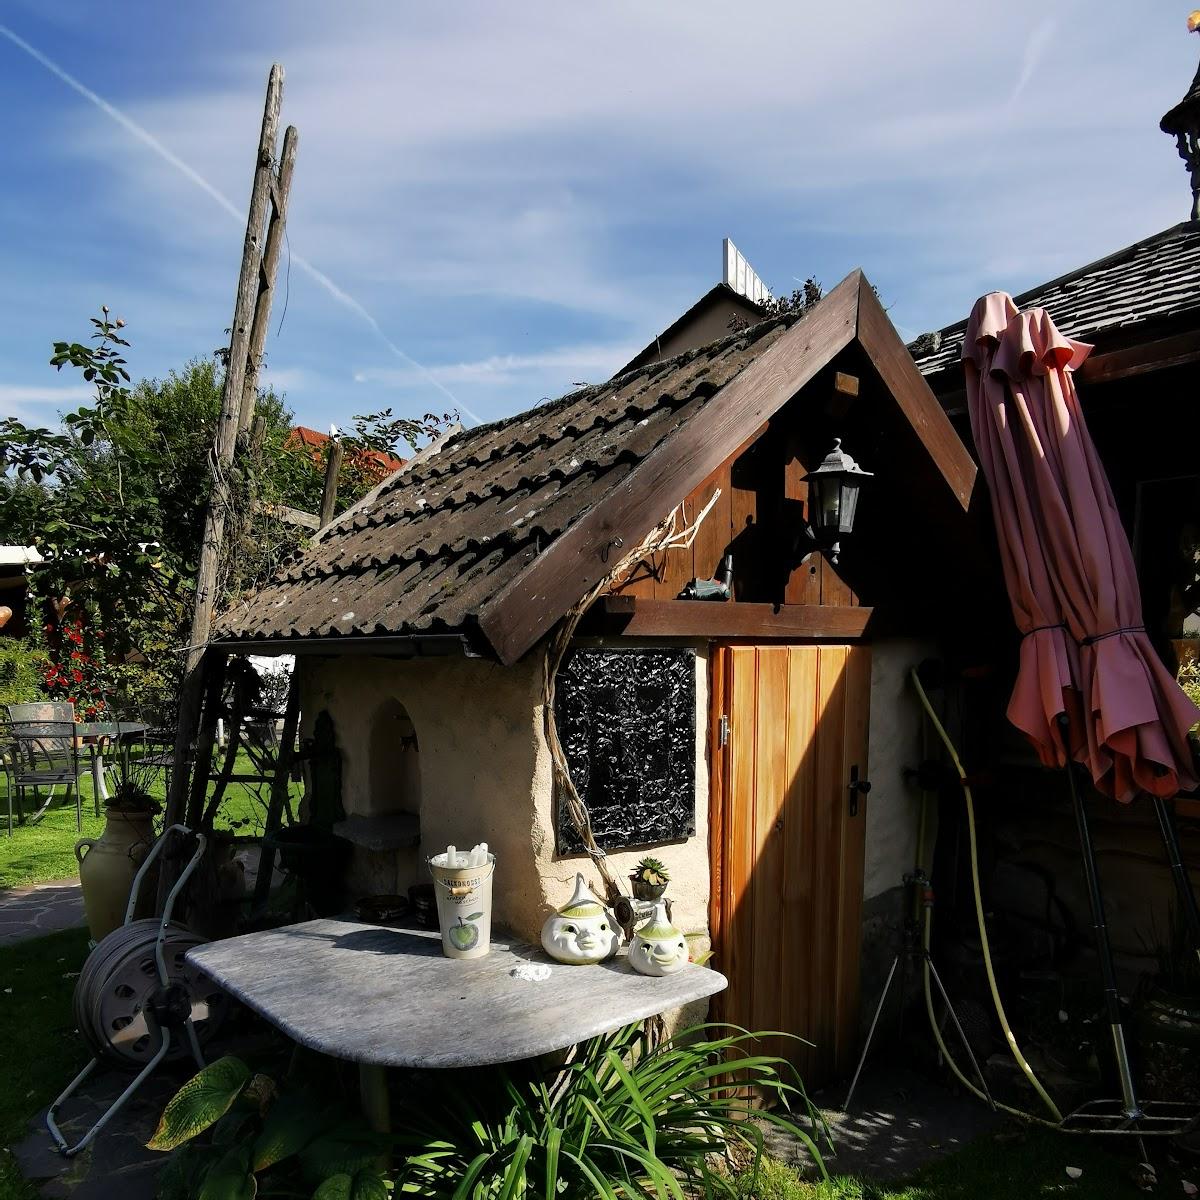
left=186, top=918, right=726, bottom=1069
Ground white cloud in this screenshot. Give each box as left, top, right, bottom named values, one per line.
left=353, top=342, right=640, bottom=390
left=0, top=382, right=93, bottom=425
left=5, top=0, right=1193, bottom=426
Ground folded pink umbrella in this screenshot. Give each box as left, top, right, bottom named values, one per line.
left=964, top=292, right=1199, bottom=803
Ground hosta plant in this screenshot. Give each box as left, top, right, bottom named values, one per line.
left=147, top=1055, right=388, bottom=1200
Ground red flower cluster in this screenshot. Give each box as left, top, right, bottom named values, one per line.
left=42, top=615, right=111, bottom=720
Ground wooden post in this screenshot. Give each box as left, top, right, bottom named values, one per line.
left=161, top=65, right=296, bottom=897
left=319, top=437, right=345, bottom=529
left=238, top=124, right=300, bottom=434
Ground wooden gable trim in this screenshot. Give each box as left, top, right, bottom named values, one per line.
left=585, top=596, right=874, bottom=640
left=476, top=272, right=862, bottom=664
left=855, top=282, right=977, bottom=512
left=476, top=269, right=976, bottom=665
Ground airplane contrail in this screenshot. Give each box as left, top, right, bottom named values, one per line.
left=0, top=23, right=482, bottom=426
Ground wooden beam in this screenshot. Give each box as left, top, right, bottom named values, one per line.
left=833, top=371, right=860, bottom=397
left=585, top=597, right=873, bottom=640
left=253, top=501, right=320, bottom=530
left=319, top=436, right=345, bottom=529
left=476, top=270, right=863, bottom=665
left=1079, top=328, right=1200, bottom=385
left=855, top=279, right=977, bottom=512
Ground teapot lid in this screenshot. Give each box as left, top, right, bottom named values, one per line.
left=557, top=872, right=605, bottom=918
left=636, top=900, right=680, bottom=941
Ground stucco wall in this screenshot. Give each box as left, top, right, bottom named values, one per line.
left=297, top=642, right=711, bottom=946
left=863, top=639, right=937, bottom=902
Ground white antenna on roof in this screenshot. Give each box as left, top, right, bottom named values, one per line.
left=722, top=237, right=772, bottom=305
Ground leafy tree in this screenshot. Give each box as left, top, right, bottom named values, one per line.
left=0, top=309, right=451, bottom=720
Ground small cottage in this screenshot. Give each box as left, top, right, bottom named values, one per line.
left=216, top=271, right=982, bottom=1087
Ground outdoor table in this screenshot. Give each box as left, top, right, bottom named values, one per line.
left=74, top=722, right=149, bottom=802
left=187, top=918, right=727, bottom=1131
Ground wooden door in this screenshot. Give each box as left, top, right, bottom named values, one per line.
left=710, top=643, right=871, bottom=1089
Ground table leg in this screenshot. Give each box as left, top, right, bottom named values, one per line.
left=358, top=1063, right=391, bottom=1169
left=358, top=1063, right=390, bottom=1134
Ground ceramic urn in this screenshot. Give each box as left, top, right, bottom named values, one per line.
left=540, top=873, right=620, bottom=965
left=628, top=900, right=689, bottom=976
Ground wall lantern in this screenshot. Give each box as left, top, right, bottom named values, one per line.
left=802, top=439, right=872, bottom=564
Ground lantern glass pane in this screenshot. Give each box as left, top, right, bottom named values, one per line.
left=813, top=476, right=841, bottom=533
left=838, top=481, right=860, bottom=533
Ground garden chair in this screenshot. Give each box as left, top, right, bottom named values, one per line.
left=5, top=701, right=89, bottom=832
left=1, top=728, right=20, bottom=837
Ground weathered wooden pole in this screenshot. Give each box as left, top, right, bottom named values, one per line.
left=161, top=65, right=297, bottom=888
left=318, top=436, right=345, bottom=529
left=238, top=122, right=299, bottom=433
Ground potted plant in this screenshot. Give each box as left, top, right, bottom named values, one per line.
left=75, top=750, right=160, bottom=942
left=629, top=855, right=670, bottom=901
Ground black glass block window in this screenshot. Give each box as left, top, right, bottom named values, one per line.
left=555, top=647, right=697, bottom=855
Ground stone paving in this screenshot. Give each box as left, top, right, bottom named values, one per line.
left=765, top=1063, right=1002, bottom=1181
left=0, top=878, right=86, bottom=946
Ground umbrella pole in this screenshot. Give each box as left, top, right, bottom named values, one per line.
left=1060, top=719, right=1142, bottom=1121
left=1151, top=796, right=1200, bottom=969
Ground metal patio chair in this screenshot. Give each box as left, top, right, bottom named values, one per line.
left=5, top=702, right=89, bottom=832
left=2, top=728, right=20, bottom=837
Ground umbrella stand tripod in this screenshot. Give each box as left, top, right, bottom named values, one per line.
left=1059, top=716, right=1200, bottom=1135
left=1150, top=795, right=1200, bottom=973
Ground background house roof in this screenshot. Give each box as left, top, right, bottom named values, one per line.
left=910, top=221, right=1200, bottom=382
left=286, top=425, right=406, bottom=481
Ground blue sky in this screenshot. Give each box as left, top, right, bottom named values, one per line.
left=1, top=2, right=1196, bottom=443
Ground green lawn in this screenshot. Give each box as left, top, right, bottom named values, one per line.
left=0, top=928, right=92, bottom=1200
left=0, top=749, right=301, bottom=890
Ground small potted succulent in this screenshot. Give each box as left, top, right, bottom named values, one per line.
left=630, top=856, right=670, bottom=902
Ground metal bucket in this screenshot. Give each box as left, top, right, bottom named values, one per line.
left=429, top=853, right=496, bottom=959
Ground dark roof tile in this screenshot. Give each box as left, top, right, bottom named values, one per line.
left=215, top=317, right=793, bottom=645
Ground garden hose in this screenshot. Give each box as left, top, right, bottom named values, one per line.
left=909, top=667, right=1065, bottom=1125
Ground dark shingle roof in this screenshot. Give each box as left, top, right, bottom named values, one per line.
left=910, top=221, right=1200, bottom=380
left=216, top=315, right=794, bottom=646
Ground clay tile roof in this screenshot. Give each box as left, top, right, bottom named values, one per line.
left=219, top=318, right=796, bottom=651
left=909, top=221, right=1200, bottom=382
left=216, top=270, right=975, bottom=663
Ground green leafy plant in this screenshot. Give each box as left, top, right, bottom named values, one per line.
left=393, top=1022, right=828, bottom=1198
left=153, top=1025, right=826, bottom=1200
left=148, top=1054, right=387, bottom=1200
left=0, top=639, right=48, bottom=708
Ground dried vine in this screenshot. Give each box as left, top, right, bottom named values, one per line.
left=541, top=494, right=721, bottom=906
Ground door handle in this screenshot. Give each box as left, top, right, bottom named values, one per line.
left=848, top=765, right=872, bottom=816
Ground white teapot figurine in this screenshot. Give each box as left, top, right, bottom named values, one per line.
left=628, top=901, right=689, bottom=976
left=541, top=874, right=620, bottom=965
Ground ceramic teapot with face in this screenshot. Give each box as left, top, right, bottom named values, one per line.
left=540, top=873, right=620, bottom=965
left=628, top=901, right=689, bottom=976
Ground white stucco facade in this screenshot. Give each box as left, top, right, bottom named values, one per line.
left=297, top=643, right=711, bottom=945
left=863, top=639, right=937, bottom=901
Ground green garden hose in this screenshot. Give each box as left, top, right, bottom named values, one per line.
left=909, top=667, right=1064, bottom=1125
